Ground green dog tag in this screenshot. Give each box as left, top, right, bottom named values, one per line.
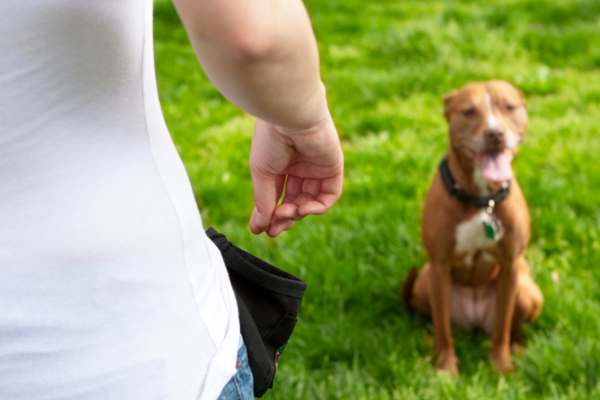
left=482, top=216, right=503, bottom=240
left=483, top=221, right=497, bottom=240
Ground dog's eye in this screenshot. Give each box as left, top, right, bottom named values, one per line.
left=462, top=107, right=475, bottom=117
left=506, top=104, right=516, bottom=111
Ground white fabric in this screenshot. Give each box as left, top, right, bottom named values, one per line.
left=0, top=1, right=239, bottom=399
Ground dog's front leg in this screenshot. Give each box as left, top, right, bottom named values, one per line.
left=491, top=258, right=519, bottom=372
left=429, top=261, right=458, bottom=375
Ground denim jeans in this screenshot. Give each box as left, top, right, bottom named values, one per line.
left=217, top=337, right=254, bottom=400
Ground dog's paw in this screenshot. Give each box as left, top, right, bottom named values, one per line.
left=511, top=342, right=526, bottom=356
left=490, top=347, right=514, bottom=374
left=436, top=349, right=459, bottom=377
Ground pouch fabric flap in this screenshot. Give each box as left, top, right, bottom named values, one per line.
left=206, top=228, right=307, bottom=397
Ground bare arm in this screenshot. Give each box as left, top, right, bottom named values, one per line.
left=171, top=0, right=326, bottom=129
left=172, top=0, right=344, bottom=237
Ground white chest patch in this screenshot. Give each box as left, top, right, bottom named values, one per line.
left=455, top=210, right=502, bottom=265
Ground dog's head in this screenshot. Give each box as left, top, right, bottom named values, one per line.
left=443, top=81, right=528, bottom=182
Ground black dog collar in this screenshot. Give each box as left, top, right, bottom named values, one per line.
left=439, top=156, right=511, bottom=210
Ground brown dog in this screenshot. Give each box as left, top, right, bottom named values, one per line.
left=402, top=81, right=543, bottom=375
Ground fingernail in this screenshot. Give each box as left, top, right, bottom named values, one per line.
left=256, top=212, right=270, bottom=233
left=256, top=212, right=265, bottom=226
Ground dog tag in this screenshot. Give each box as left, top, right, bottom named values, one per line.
left=482, top=217, right=502, bottom=240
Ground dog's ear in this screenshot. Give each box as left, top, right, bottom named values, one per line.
left=516, top=88, right=529, bottom=111
left=442, top=90, right=457, bottom=120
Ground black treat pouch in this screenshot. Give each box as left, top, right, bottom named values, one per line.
left=206, top=228, right=307, bottom=398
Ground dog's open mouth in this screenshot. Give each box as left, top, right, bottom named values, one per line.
left=465, top=148, right=515, bottom=182
left=478, top=150, right=514, bottom=182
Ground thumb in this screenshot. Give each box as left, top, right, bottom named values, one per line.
left=249, top=119, right=292, bottom=235
left=249, top=162, right=278, bottom=234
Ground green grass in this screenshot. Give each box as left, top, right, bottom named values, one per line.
left=153, top=0, right=600, bottom=398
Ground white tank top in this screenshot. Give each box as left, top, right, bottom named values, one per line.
left=0, top=1, right=239, bottom=399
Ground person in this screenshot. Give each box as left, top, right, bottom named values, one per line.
left=0, top=0, right=343, bottom=399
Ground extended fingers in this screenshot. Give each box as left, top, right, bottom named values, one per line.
left=298, top=173, right=343, bottom=216
left=266, top=217, right=295, bottom=237
left=274, top=203, right=301, bottom=220
left=273, top=173, right=343, bottom=221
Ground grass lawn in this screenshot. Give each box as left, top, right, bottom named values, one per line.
left=153, top=0, right=600, bottom=398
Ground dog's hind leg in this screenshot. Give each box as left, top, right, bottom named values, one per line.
left=512, top=257, right=543, bottom=332
left=401, top=264, right=432, bottom=315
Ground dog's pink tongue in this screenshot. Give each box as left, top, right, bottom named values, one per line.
left=480, top=151, right=513, bottom=182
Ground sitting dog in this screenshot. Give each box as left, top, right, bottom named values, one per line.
left=402, top=80, right=543, bottom=375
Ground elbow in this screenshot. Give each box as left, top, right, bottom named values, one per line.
left=225, top=27, right=282, bottom=62
left=177, top=0, right=296, bottom=62
left=189, top=21, right=282, bottom=62
left=175, top=0, right=302, bottom=62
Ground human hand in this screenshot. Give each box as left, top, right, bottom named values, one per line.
left=249, top=111, right=344, bottom=237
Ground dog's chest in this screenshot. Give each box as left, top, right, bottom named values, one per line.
left=454, top=210, right=502, bottom=265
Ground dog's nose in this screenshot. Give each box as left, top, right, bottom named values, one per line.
left=484, top=128, right=504, bottom=141
left=483, top=128, right=506, bottom=152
